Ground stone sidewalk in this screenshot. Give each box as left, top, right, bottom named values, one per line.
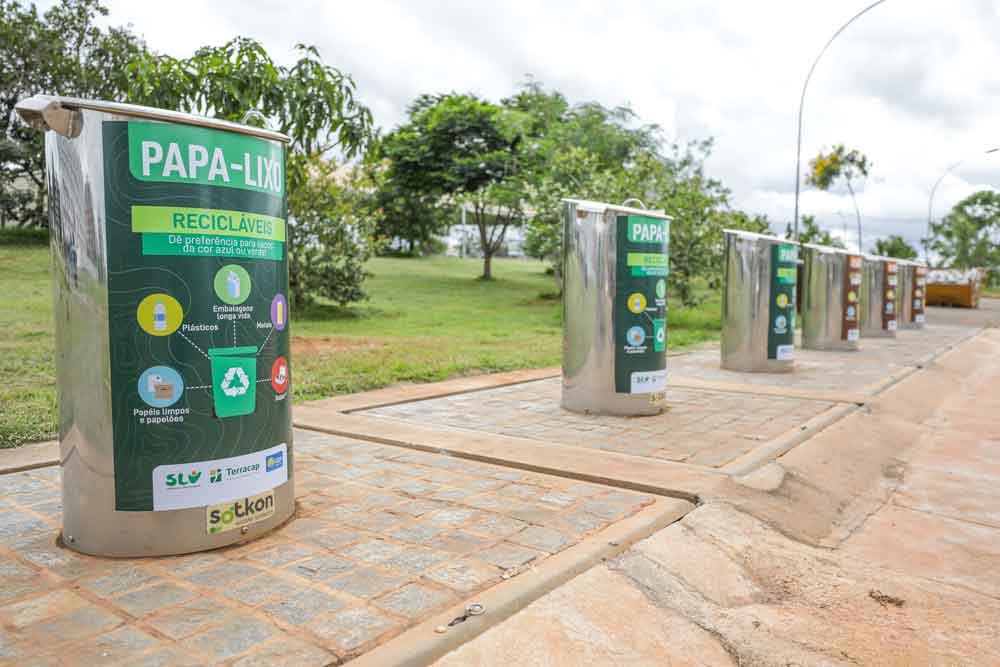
left=1, top=303, right=996, bottom=665
left=0, top=431, right=663, bottom=666
left=434, top=322, right=1000, bottom=666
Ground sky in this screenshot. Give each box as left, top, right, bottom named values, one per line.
left=43, top=0, right=1000, bottom=254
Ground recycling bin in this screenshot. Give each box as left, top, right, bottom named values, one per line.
left=801, top=244, right=862, bottom=351
left=562, top=199, right=671, bottom=416
left=860, top=255, right=898, bottom=338
left=911, top=264, right=928, bottom=327
left=721, top=230, right=798, bottom=372
left=897, top=261, right=915, bottom=330
left=16, top=95, right=294, bottom=556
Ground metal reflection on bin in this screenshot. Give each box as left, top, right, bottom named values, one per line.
left=721, top=230, right=798, bottom=373
left=561, top=199, right=671, bottom=416
left=801, top=244, right=862, bottom=351
left=860, top=255, right=898, bottom=338
left=16, top=95, right=295, bottom=557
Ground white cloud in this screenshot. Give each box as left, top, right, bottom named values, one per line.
left=38, top=0, right=1000, bottom=252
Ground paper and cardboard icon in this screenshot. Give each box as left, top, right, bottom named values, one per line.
left=208, top=346, right=257, bottom=418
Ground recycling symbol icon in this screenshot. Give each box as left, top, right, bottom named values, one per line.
left=220, top=366, right=250, bottom=397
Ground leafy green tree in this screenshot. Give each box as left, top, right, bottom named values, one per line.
left=380, top=93, right=532, bottom=279
left=366, top=152, right=452, bottom=255
left=873, top=234, right=918, bottom=260
left=0, top=0, right=144, bottom=227
left=784, top=215, right=845, bottom=248
left=929, top=190, right=1000, bottom=271
left=287, top=157, right=381, bottom=305
left=125, top=37, right=375, bottom=304
left=522, top=146, right=621, bottom=291
left=807, top=144, right=871, bottom=251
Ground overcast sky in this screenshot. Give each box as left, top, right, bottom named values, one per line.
left=46, top=0, right=1000, bottom=253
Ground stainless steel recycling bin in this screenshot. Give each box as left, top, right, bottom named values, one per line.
left=897, top=261, right=915, bottom=329
left=911, top=263, right=928, bottom=328
left=562, top=199, right=671, bottom=416
left=721, top=230, right=798, bottom=373
left=801, top=244, right=862, bottom=351
left=860, top=255, right=899, bottom=338
left=16, top=96, right=295, bottom=556
left=897, top=260, right=928, bottom=330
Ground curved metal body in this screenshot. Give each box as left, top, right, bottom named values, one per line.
left=561, top=199, right=670, bottom=416
left=860, top=255, right=897, bottom=338
left=801, top=245, right=860, bottom=351
left=19, top=97, right=294, bottom=556
left=897, top=262, right=915, bottom=329
left=721, top=231, right=796, bottom=373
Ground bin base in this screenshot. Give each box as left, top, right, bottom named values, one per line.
left=60, top=477, right=296, bottom=558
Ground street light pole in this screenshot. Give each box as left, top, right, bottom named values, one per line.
left=793, top=0, right=888, bottom=242
left=925, top=147, right=1000, bottom=264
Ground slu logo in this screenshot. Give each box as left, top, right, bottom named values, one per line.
left=165, top=470, right=201, bottom=487
left=209, top=468, right=223, bottom=483
left=265, top=452, right=284, bottom=472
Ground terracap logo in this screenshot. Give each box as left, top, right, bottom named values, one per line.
left=164, top=470, right=201, bottom=488
left=206, top=491, right=275, bottom=535
left=209, top=468, right=223, bottom=483
left=265, top=451, right=284, bottom=473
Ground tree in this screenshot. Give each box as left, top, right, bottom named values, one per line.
left=873, top=235, right=918, bottom=260
left=807, top=144, right=871, bottom=251
left=287, top=157, right=380, bottom=306
left=783, top=215, right=845, bottom=248
left=380, top=93, right=532, bottom=279
left=928, top=190, right=1000, bottom=271
left=0, top=0, right=144, bottom=227
left=125, top=37, right=375, bottom=304
left=371, top=163, right=451, bottom=255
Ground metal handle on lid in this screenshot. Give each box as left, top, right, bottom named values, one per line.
left=621, top=198, right=647, bottom=209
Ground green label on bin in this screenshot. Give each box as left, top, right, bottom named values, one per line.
left=614, top=215, right=669, bottom=394
left=103, top=121, right=292, bottom=512
left=767, top=243, right=797, bottom=361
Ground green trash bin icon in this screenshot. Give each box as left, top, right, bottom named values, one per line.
left=208, top=346, right=258, bottom=418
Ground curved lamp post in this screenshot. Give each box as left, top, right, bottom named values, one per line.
left=793, top=0, right=888, bottom=242
left=925, top=147, right=1000, bottom=264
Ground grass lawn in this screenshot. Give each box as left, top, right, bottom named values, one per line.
left=0, top=248, right=721, bottom=448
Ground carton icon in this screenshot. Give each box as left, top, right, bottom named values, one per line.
left=208, top=346, right=257, bottom=418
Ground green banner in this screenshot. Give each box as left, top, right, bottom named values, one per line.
left=141, top=233, right=283, bottom=260
left=104, top=120, right=292, bottom=512
left=614, top=215, right=669, bottom=394
left=132, top=205, right=285, bottom=242
left=128, top=121, right=284, bottom=197
left=767, top=243, right=797, bottom=361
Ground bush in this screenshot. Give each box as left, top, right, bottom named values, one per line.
left=0, top=228, right=49, bottom=246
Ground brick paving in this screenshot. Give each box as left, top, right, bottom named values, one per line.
left=363, top=380, right=837, bottom=468
left=360, top=324, right=978, bottom=469
left=0, top=429, right=654, bottom=666
left=669, top=324, right=978, bottom=395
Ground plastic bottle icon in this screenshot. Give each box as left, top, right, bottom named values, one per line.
left=153, top=300, right=167, bottom=331
left=276, top=300, right=284, bottom=328
left=226, top=271, right=241, bottom=299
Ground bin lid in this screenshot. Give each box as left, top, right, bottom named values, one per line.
left=802, top=242, right=849, bottom=254
left=722, top=229, right=797, bottom=245
left=15, top=95, right=290, bottom=143
left=562, top=198, right=670, bottom=220
left=207, top=346, right=259, bottom=357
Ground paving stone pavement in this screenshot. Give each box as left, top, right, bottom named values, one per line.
left=359, top=323, right=978, bottom=469
left=362, top=380, right=837, bottom=467
left=669, top=323, right=978, bottom=394
left=0, top=429, right=655, bottom=666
